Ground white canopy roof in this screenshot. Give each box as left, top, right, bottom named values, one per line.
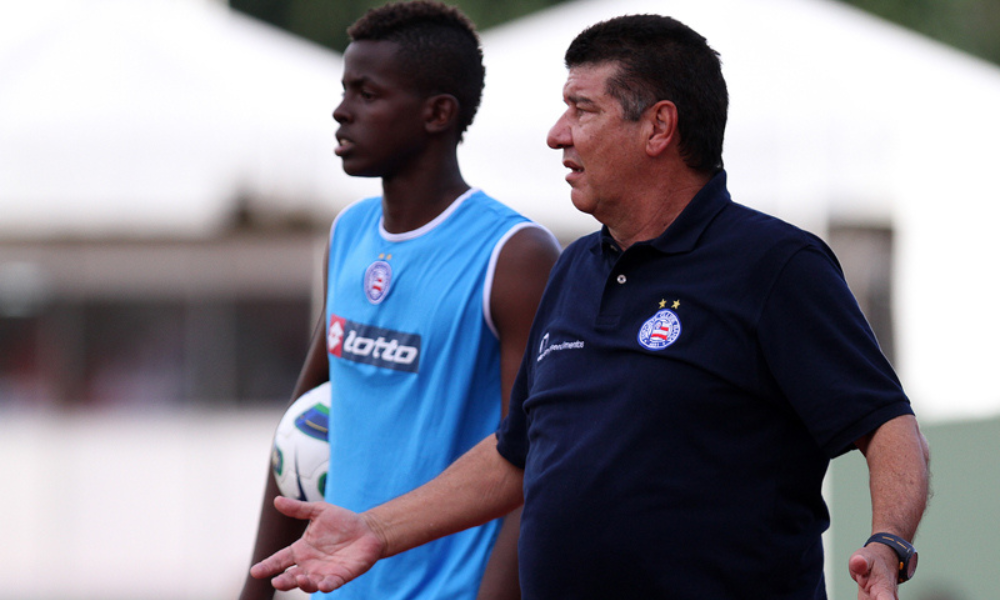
left=465, top=0, right=1000, bottom=235
left=0, top=0, right=379, bottom=238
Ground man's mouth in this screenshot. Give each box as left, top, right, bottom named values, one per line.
left=334, top=136, right=353, bottom=156
left=563, top=159, right=583, bottom=182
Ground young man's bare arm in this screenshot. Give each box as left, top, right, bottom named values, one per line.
left=240, top=237, right=331, bottom=600
left=239, top=315, right=330, bottom=600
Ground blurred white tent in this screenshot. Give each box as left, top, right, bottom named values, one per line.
left=0, top=0, right=378, bottom=239
left=463, top=0, right=1000, bottom=423
left=2, top=0, right=999, bottom=416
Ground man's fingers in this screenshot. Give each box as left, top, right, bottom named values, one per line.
left=273, top=495, right=320, bottom=520
left=268, top=573, right=303, bottom=592
left=274, top=564, right=348, bottom=594
left=850, top=550, right=899, bottom=600
left=849, top=552, right=872, bottom=581
left=250, top=546, right=295, bottom=580
left=269, top=571, right=298, bottom=592
left=293, top=572, right=321, bottom=594
left=318, top=575, right=348, bottom=593
left=265, top=565, right=314, bottom=593
left=276, top=569, right=344, bottom=594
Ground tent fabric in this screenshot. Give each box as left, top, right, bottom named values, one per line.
left=0, top=0, right=378, bottom=238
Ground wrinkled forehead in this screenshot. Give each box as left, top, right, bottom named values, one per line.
left=562, top=62, right=620, bottom=101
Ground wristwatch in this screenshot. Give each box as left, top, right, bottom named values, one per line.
left=865, top=533, right=918, bottom=583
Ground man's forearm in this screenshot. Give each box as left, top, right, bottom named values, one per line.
left=364, top=435, right=525, bottom=558
left=859, top=414, right=931, bottom=539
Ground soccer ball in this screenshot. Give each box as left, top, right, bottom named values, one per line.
left=271, top=381, right=330, bottom=502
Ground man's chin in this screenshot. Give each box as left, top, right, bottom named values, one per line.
left=340, top=162, right=381, bottom=179
left=570, top=192, right=596, bottom=216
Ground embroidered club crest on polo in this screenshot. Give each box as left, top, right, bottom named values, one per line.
left=637, top=308, right=682, bottom=350
left=364, top=260, right=392, bottom=304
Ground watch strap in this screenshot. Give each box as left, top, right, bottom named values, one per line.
left=864, top=532, right=916, bottom=583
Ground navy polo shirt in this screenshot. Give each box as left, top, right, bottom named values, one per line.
left=496, top=171, right=912, bottom=599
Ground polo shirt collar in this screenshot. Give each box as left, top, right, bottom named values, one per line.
left=597, top=169, right=731, bottom=256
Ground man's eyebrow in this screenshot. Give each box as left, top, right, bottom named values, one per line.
left=342, top=73, right=381, bottom=88
left=565, top=93, right=596, bottom=106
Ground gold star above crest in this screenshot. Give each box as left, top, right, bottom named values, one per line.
left=377, top=253, right=393, bottom=261
left=659, top=299, right=667, bottom=309
left=672, top=300, right=681, bottom=310
left=378, top=253, right=385, bottom=259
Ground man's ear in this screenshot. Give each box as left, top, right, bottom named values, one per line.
left=646, top=100, right=678, bottom=157
left=424, top=94, right=460, bottom=134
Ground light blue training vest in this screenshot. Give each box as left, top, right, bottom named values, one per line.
left=318, top=188, right=538, bottom=600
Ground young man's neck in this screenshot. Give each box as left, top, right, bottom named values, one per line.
left=380, top=153, right=468, bottom=234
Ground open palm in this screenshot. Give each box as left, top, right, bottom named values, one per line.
left=251, top=497, right=384, bottom=594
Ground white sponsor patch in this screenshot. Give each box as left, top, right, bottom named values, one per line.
left=536, top=332, right=585, bottom=362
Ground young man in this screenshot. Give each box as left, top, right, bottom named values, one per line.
left=250, top=14, right=930, bottom=600
left=239, top=3, right=560, bottom=599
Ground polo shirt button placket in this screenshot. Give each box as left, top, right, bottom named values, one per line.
left=616, top=274, right=627, bottom=284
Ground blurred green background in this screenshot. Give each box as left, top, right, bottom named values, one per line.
left=230, top=0, right=1000, bottom=66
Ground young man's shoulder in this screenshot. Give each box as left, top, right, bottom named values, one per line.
left=462, top=189, right=528, bottom=221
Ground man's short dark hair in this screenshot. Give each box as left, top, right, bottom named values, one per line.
left=348, top=1, right=485, bottom=141
left=565, top=15, right=728, bottom=174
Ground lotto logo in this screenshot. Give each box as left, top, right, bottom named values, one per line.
left=328, top=314, right=421, bottom=373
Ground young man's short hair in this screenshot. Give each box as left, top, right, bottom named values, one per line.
left=349, top=1, right=485, bottom=140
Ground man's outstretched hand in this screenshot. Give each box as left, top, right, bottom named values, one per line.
left=848, top=544, right=900, bottom=600
left=250, top=496, right=385, bottom=594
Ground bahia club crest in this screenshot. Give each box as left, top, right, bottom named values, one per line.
left=364, top=255, right=393, bottom=304
left=637, top=300, right=682, bottom=350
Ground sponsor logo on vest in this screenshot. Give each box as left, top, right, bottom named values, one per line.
left=364, top=260, right=392, bottom=304
left=637, top=308, right=681, bottom=350
left=536, top=332, right=585, bottom=362
left=328, top=314, right=420, bottom=373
